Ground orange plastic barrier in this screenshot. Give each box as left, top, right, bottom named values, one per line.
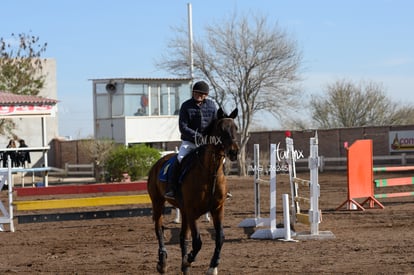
left=336, top=139, right=384, bottom=211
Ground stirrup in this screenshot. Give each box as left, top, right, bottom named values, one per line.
left=164, top=192, right=176, bottom=200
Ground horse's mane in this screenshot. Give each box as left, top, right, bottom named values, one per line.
left=180, top=144, right=208, bottom=169
left=204, top=116, right=219, bottom=137
left=203, top=107, right=232, bottom=137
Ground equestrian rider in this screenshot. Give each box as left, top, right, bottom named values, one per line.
left=164, top=81, right=217, bottom=200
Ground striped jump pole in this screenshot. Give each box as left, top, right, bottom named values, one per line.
left=14, top=181, right=148, bottom=196
left=8, top=178, right=160, bottom=228
left=374, top=174, right=414, bottom=199
left=375, top=177, right=414, bottom=187
left=373, top=166, right=414, bottom=172
left=375, top=191, right=414, bottom=199
left=13, top=194, right=152, bottom=211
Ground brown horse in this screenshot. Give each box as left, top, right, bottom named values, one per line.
left=147, top=107, right=239, bottom=274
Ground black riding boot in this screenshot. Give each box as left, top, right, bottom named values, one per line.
left=165, top=160, right=180, bottom=200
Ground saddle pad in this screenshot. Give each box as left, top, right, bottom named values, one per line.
left=158, top=155, right=177, bottom=182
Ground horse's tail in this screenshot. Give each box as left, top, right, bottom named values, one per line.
left=147, top=156, right=164, bottom=196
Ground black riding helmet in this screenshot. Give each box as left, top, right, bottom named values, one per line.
left=192, top=81, right=209, bottom=95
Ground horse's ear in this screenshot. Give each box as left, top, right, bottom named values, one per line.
left=217, top=108, right=225, bottom=119
left=229, top=108, right=238, bottom=119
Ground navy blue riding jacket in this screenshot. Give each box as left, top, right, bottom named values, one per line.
left=179, top=97, right=217, bottom=143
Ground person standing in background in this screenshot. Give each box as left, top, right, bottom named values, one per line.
left=4, top=139, right=17, bottom=167
left=18, top=139, right=31, bottom=168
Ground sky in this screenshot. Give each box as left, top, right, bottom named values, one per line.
left=1, top=0, right=413, bottom=138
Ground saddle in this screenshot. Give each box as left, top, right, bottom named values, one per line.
left=158, top=149, right=200, bottom=184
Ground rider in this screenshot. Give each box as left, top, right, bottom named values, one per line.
left=164, top=80, right=217, bottom=200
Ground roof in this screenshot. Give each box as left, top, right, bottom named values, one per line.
left=0, top=91, right=58, bottom=105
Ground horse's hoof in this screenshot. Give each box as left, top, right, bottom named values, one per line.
left=182, top=255, right=192, bottom=268
left=206, top=267, right=218, bottom=275
left=157, top=251, right=167, bottom=273
left=156, top=262, right=167, bottom=273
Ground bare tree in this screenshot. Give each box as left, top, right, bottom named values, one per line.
left=310, top=79, right=414, bottom=128
left=0, top=32, right=48, bottom=135
left=78, top=138, right=115, bottom=181
left=159, top=13, right=302, bottom=175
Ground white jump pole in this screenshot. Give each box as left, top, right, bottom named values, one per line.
left=289, top=132, right=335, bottom=240
left=238, top=144, right=269, bottom=227
left=281, top=193, right=296, bottom=242
left=8, top=161, right=14, bottom=232
left=309, top=136, right=320, bottom=235
left=286, top=137, right=300, bottom=225
left=251, top=144, right=285, bottom=239
left=0, top=158, right=15, bottom=232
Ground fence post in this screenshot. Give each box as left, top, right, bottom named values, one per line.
left=402, top=153, right=406, bottom=166
left=64, top=163, right=69, bottom=176
left=319, top=155, right=325, bottom=173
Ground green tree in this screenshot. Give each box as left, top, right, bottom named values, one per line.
left=0, top=32, right=48, bottom=135
left=105, top=144, right=161, bottom=181
left=310, top=79, right=414, bottom=128
left=159, top=13, right=302, bottom=175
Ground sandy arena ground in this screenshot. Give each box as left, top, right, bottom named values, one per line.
left=0, top=171, right=413, bottom=274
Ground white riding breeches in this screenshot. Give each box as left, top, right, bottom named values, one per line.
left=177, top=140, right=196, bottom=163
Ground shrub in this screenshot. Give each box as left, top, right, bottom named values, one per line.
left=104, top=144, right=160, bottom=181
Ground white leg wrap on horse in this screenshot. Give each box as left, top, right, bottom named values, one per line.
left=206, top=267, right=218, bottom=275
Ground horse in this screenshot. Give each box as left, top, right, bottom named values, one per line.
left=147, top=107, right=239, bottom=274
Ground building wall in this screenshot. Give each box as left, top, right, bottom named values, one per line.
left=51, top=138, right=92, bottom=168
left=95, top=116, right=181, bottom=145
left=125, top=116, right=180, bottom=144
left=245, top=125, right=414, bottom=161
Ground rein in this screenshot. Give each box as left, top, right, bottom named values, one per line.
left=195, top=145, right=226, bottom=206
left=191, top=115, right=236, bottom=210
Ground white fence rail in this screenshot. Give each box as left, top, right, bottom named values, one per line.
left=317, top=154, right=414, bottom=172
left=243, top=153, right=414, bottom=175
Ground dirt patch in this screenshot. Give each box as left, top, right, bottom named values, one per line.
left=1, top=172, right=413, bottom=274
